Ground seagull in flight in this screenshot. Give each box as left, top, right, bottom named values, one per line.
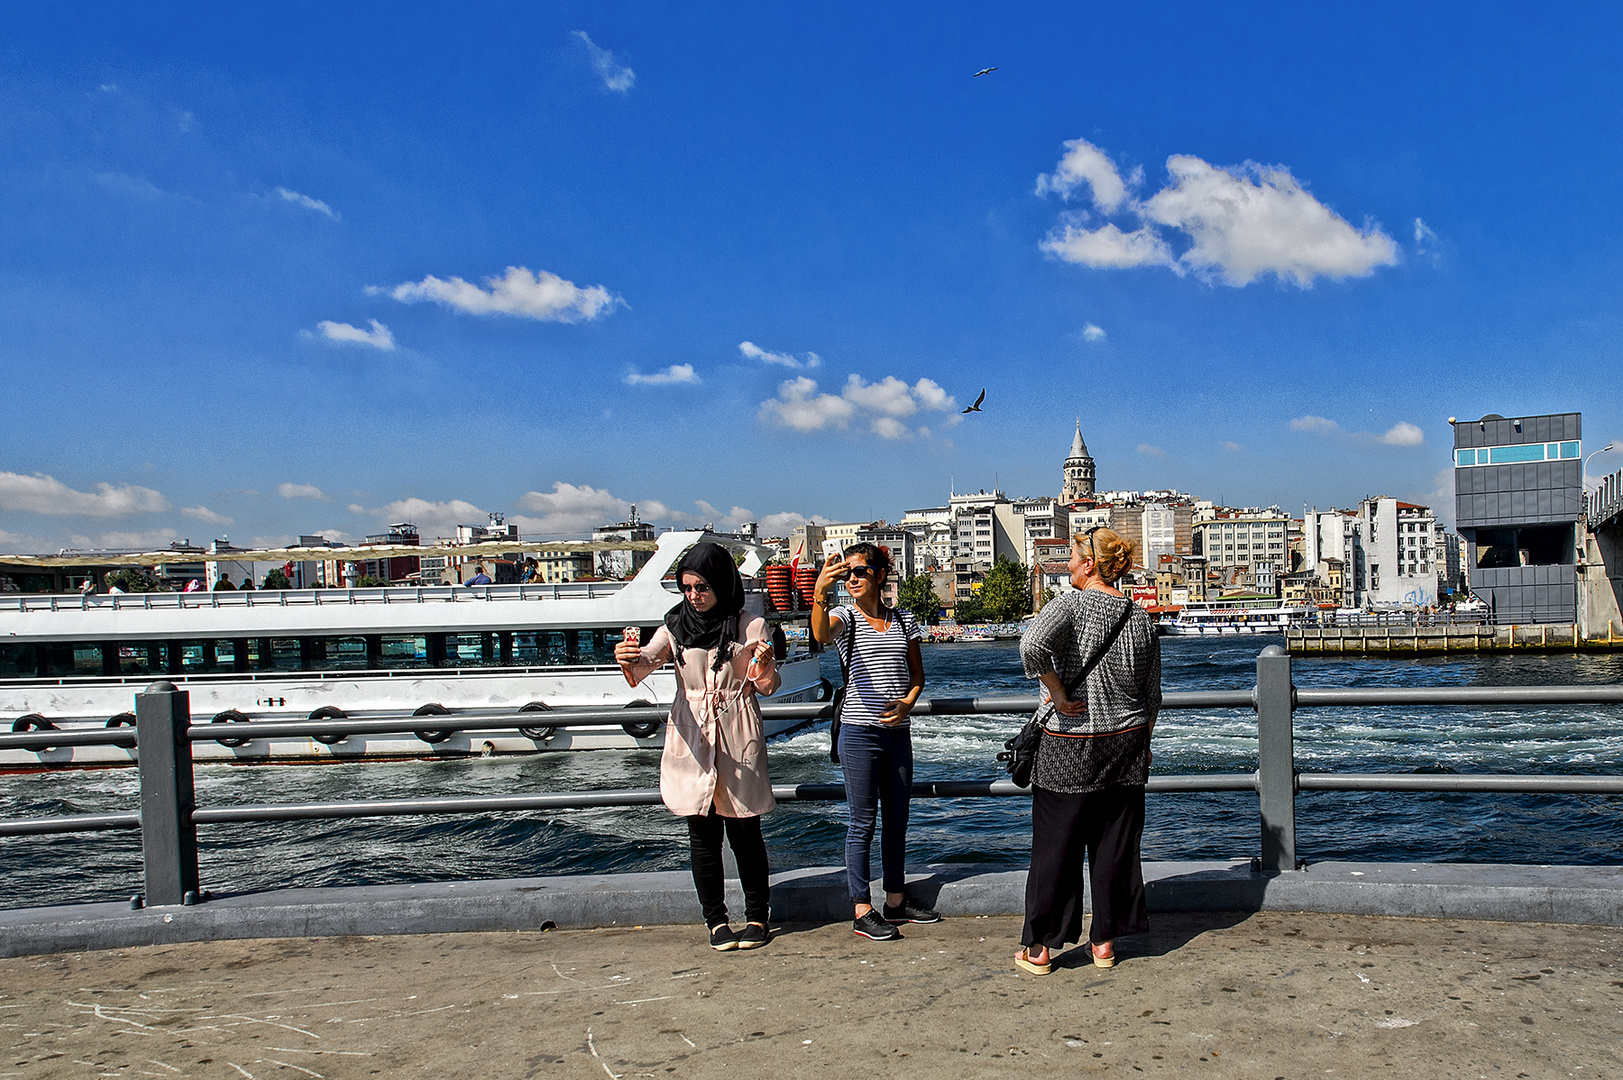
left=973, top=67, right=998, bottom=78
left=962, top=389, right=986, bottom=413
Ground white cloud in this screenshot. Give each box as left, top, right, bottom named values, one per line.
left=1222, top=441, right=1243, bottom=452
left=574, top=31, right=635, bottom=93
left=98, top=528, right=181, bottom=550
left=1290, top=415, right=1341, bottom=435
left=358, top=497, right=490, bottom=538
left=515, top=483, right=671, bottom=537
left=1081, top=323, right=1107, bottom=343
left=382, top=266, right=619, bottom=323
left=1040, top=222, right=1176, bottom=270
left=758, top=377, right=858, bottom=432
left=1142, top=157, right=1399, bottom=287
left=1137, top=444, right=1169, bottom=460
left=1380, top=421, right=1426, bottom=446
left=278, top=482, right=328, bottom=500
left=1291, top=415, right=1426, bottom=447
left=0, top=471, right=170, bottom=517
left=1035, top=137, right=1133, bottom=212
left=1038, top=141, right=1400, bottom=288
left=759, top=374, right=959, bottom=438
left=275, top=187, right=339, bottom=220
left=872, top=417, right=910, bottom=440
left=348, top=503, right=366, bottom=515
left=739, top=341, right=821, bottom=369
left=316, top=319, right=394, bottom=350
left=1414, top=217, right=1440, bottom=253
left=181, top=505, right=234, bottom=525
left=625, top=364, right=699, bottom=386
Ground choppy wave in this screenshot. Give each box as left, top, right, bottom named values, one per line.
left=3, top=638, right=1620, bottom=909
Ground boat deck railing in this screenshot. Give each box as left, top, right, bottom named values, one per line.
left=2, top=646, right=1621, bottom=908
left=0, top=580, right=648, bottom=614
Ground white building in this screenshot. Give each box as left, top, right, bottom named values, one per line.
left=1013, top=495, right=1064, bottom=566
left=592, top=507, right=657, bottom=580
left=1193, top=510, right=1290, bottom=573
left=899, top=506, right=955, bottom=571
left=1359, top=497, right=1439, bottom=608
left=1140, top=503, right=1177, bottom=572
left=948, top=490, right=1025, bottom=572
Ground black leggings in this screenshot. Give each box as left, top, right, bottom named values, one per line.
left=1022, top=784, right=1148, bottom=950
left=687, top=808, right=771, bottom=927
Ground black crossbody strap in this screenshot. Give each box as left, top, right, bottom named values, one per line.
left=1062, top=598, right=1136, bottom=701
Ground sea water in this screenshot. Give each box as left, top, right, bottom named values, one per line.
left=2, top=637, right=1620, bottom=910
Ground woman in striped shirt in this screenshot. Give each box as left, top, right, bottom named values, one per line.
left=811, top=542, right=937, bottom=941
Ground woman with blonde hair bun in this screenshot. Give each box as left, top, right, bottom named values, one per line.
left=1013, top=525, right=1161, bottom=976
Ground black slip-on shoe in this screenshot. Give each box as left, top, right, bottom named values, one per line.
left=882, top=900, right=941, bottom=924
left=853, top=911, right=901, bottom=941
left=709, top=924, right=740, bottom=951
left=737, top=923, right=770, bottom=949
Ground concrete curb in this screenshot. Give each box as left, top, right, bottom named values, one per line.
left=3, top=860, right=1621, bottom=958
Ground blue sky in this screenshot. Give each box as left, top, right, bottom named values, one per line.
left=3, top=3, right=1621, bottom=551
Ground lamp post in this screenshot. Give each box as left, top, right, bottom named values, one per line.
left=1583, top=442, right=1616, bottom=489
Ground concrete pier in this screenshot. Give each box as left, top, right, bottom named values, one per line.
left=1286, top=622, right=1623, bottom=655
left=4, top=911, right=1620, bottom=1078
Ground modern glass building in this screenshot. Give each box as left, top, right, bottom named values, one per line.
left=1453, top=411, right=1581, bottom=623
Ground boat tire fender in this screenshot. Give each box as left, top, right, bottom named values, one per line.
left=518, top=700, right=556, bottom=741
left=621, top=699, right=660, bottom=740
left=411, top=703, right=455, bottom=744
left=308, top=705, right=349, bottom=745
left=106, top=712, right=137, bottom=728
left=816, top=677, right=835, bottom=702
left=211, top=709, right=253, bottom=747
left=13, top=713, right=59, bottom=753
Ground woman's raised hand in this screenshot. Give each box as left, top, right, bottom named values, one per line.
left=613, top=639, right=642, bottom=667
left=813, top=554, right=847, bottom=595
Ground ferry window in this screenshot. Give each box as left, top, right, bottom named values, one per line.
left=38, top=643, right=97, bottom=677
left=379, top=635, right=428, bottom=667
left=0, top=643, right=37, bottom=677
left=175, top=641, right=227, bottom=673
left=447, top=632, right=498, bottom=666
left=256, top=638, right=302, bottom=671
left=323, top=637, right=370, bottom=670
left=510, top=632, right=541, bottom=665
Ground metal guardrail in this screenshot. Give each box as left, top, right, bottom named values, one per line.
left=2, top=647, right=1621, bottom=907
left=1588, top=467, right=1622, bottom=528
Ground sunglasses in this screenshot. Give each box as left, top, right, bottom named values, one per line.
left=681, top=582, right=713, bottom=595
left=847, top=565, right=880, bottom=580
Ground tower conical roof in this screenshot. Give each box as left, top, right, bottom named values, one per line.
left=1068, top=419, right=1090, bottom=461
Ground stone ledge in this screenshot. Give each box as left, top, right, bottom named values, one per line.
left=2, top=860, right=1620, bottom=958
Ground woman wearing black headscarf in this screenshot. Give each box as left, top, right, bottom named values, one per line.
left=615, top=542, right=780, bottom=951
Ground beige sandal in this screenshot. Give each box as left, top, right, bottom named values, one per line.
left=1087, top=941, right=1116, bottom=968
left=1015, top=947, right=1052, bottom=976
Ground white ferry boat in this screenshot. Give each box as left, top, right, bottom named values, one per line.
left=1157, top=598, right=1318, bottom=636
left=0, top=531, right=826, bottom=770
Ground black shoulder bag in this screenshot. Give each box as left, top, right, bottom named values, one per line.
left=828, top=609, right=856, bottom=765
left=999, top=598, right=1135, bottom=788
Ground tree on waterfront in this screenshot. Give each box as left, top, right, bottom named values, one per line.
left=263, top=567, right=292, bottom=590
left=896, top=573, right=943, bottom=624
left=104, top=568, right=163, bottom=592
left=952, top=590, right=988, bottom=624
left=975, top=556, right=1033, bottom=623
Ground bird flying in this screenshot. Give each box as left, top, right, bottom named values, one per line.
left=962, top=389, right=986, bottom=413
left=973, top=67, right=998, bottom=77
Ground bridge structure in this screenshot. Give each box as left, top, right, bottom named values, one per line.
left=1581, top=465, right=1623, bottom=638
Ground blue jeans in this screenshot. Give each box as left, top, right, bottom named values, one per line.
left=839, top=723, right=913, bottom=903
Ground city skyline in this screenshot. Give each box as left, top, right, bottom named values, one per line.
left=3, top=5, right=1622, bottom=552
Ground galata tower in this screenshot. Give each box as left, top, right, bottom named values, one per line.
left=1061, top=419, right=1095, bottom=502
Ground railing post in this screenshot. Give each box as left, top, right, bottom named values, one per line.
left=136, top=681, right=199, bottom=906
left=1254, top=645, right=1296, bottom=874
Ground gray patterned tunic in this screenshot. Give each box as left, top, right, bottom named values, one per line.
left=1020, top=589, right=1161, bottom=793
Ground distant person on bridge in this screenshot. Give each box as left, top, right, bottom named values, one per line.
left=465, top=564, right=492, bottom=586
left=615, top=541, right=779, bottom=952
left=1015, top=526, right=1161, bottom=976
left=812, top=542, right=936, bottom=941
